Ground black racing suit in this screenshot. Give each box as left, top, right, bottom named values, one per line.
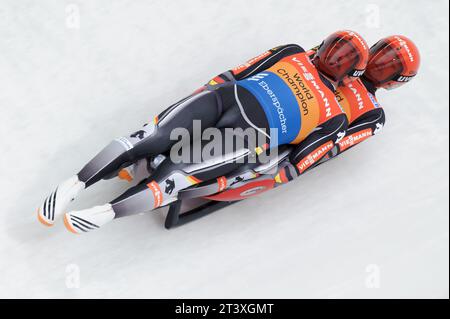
left=75, top=44, right=348, bottom=216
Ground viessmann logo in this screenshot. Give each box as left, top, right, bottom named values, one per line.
left=394, top=36, right=415, bottom=62
left=338, top=129, right=372, bottom=151
left=246, top=51, right=271, bottom=65
left=217, top=176, right=227, bottom=192
left=233, top=51, right=271, bottom=73
left=296, top=141, right=334, bottom=173
left=347, top=82, right=365, bottom=110
left=346, top=30, right=367, bottom=50
left=147, top=181, right=163, bottom=208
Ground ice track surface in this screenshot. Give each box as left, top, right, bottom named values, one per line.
left=0, top=0, right=448, bottom=298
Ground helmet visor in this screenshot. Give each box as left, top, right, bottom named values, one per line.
left=366, top=40, right=405, bottom=85
left=317, top=37, right=360, bottom=82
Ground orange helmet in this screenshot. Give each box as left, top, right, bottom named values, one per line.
left=313, top=30, right=369, bottom=85
left=363, top=35, right=421, bottom=90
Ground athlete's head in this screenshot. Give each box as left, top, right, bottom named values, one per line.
left=363, top=35, right=421, bottom=90
left=313, top=30, right=369, bottom=85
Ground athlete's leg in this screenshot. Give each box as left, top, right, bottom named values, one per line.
left=38, top=90, right=223, bottom=226
left=78, top=90, right=223, bottom=187
left=63, top=129, right=263, bottom=233
left=106, top=85, right=273, bottom=186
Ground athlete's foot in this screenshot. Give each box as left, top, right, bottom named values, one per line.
left=117, top=157, right=157, bottom=183
left=117, top=166, right=135, bottom=182
left=37, top=175, right=85, bottom=227
left=64, top=204, right=115, bottom=234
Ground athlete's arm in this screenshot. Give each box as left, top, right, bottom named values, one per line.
left=333, top=108, right=386, bottom=155
left=203, top=44, right=305, bottom=90
left=287, top=114, right=349, bottom=176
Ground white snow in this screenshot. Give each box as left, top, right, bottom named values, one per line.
left=0, top=0, right=448, bottom=298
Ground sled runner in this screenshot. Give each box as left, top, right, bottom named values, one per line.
left=161, top=141, right=345, bottom=229
left=165, top=199, right=239, bottom=229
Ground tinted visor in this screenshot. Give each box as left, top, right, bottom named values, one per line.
left=316, top=37, right=360, bottom=82
left=365, top=40, right=405, bottom=85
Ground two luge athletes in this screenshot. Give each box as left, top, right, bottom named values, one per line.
left=37, top=30, right=421, bottom=234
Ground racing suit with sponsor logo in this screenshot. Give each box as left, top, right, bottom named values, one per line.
left=267, top=75, right=386, bottom=189
left=196, top=71, right=386, bottom=204
left=331, top=77, right=385, bottom=155
left=300, top=47, right=386, bottom=162
left=76, top=44, right=348, bottom=217
left=204, top=45, right=349, bottom=176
